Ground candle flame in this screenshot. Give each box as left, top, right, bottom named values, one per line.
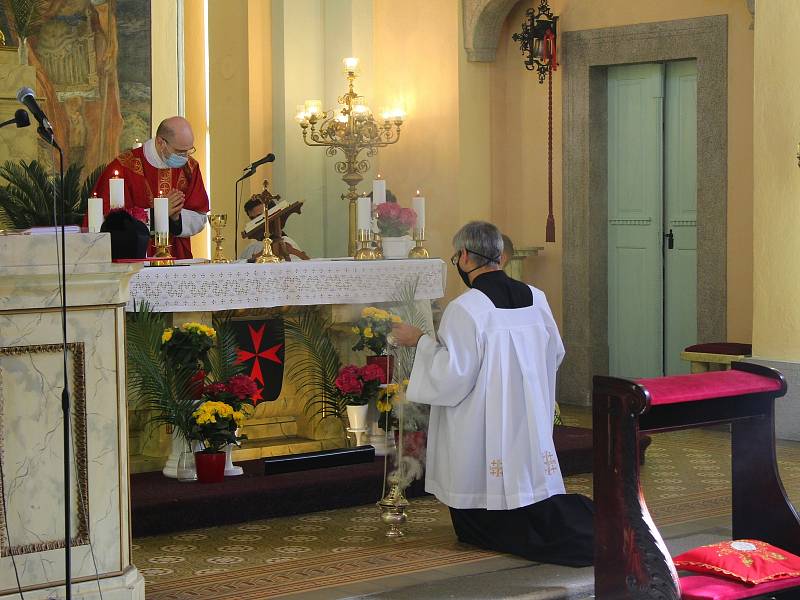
left=113, top=170, right=119, bottom=177
left=416, top=189, right=421, bottom=195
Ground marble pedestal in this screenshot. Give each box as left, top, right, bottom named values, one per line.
left=0, top=232, right=144, bottom=599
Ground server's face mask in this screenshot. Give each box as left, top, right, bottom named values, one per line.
left=451, top=249, right=499, bottom=288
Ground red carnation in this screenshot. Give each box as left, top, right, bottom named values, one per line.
left=335, top=365, right=364, bottom=396
left=227, top=374, right=258, bottom=400
left=204, top=382, right=228, bottom=397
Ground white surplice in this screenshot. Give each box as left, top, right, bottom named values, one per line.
left=407, top=285, right=566, bottom=510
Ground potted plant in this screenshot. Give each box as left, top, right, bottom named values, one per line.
left=334, top=363, right=385, bottom=446
left=351, top=306, right=402, bottom=382
left=189, top=400, right=249, bottom=483
left=375, top=203, right=417, bottom=258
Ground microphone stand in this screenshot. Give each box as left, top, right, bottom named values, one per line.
left=40, top=125, right=72, bottom=600
left=234, top=167, right=255, bottom=258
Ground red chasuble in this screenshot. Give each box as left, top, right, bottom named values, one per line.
left=92, top=147, right=209, bottom=259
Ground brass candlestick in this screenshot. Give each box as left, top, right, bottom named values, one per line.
left=210, top=214, right=231, bottom=263
left=152, top=231, right=174, bottom=266
left=373, top=232, right=384, bottom=259
left=354, top=228, right=377, bottom=260
left=408, top=227, right=429, bottom=258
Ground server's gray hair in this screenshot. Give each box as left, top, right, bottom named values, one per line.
left=452, top=221, right=503, bottom=266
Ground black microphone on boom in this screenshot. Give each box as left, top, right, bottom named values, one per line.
left=16, top=87, right=53, bottom=135
left=242, top=153, right=275, bottom=175
left=0, top=109, right=30, bottom=129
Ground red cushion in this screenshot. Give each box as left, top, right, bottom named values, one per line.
left=637, top=371, right=781, bottom=406
left=681, top=574, right=800, bottom=599
left=684, top=343, right=752, bottom=356
left=674, top=540, right=800, bottom=585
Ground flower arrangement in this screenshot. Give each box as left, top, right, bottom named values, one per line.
left=190, top=400, right=249, bottom=453
left=202, top=374, right=259, bottom=409
left=375, top=202, right=417, bottom=237
left=334, top=363, right=385, bottom=406
left=376, top=382, right=399, bottom=431
left=351, top=307, right=402, bottom=356
left=162, top=322, right=217, bottom=371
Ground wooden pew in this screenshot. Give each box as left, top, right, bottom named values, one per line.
left=593, top=362, right=800, bottom=599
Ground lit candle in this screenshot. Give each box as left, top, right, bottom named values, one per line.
left=109, top=170, right=124, bottom=209
left=304, top=99, right=322, bottom=117
left=413, top=190, right=425, bottom=231
left=357, top=195, right=372, bottom=231
left=154, top=193, right=169, bottom=234
left=134, top=138, right=143, bottom=149
left=88, top=193, right=103, bottom=233
left=373, top=175, right=386, bottom=205
left=343, top=57, right=359, bottom=72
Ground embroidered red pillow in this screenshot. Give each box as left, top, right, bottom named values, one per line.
left=674, top=540, right=800, bottom=585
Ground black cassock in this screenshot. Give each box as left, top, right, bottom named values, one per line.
left=448, top=270, right=594, bottom=568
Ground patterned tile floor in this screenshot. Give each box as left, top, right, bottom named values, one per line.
left=133, top=406, right=800, bottom=598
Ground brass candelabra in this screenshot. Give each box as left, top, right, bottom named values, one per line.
left=254, top=199, right=282, bottom=264
left=297, top=57, right=404, bottom=255
left=152, top=231, right=174, bottom=266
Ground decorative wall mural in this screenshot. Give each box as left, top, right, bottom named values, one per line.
left=2, top=0, right=151, bottom=174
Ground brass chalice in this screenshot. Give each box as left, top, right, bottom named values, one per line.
left=210, top=213, right=231, bottom=263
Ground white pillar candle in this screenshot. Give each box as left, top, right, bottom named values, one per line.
left=154, top=195, right=169, bottom=234
left=357, top=195, right=372, bottom=231
left=88, top=196, right=103, bottom=233
left=109, top=171, right=124, bottom=209
left=412, top=191, right=425, bottom=231
left=373, top=177, right=386, bottom=205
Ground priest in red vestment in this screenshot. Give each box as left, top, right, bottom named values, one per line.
left=92, top=116, right=209, bottom=259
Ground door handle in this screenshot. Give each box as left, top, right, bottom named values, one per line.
left=664, top=229, right=674, bottom=250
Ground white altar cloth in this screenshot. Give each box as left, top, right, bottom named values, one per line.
left=126, top=258, right=447, bottom=312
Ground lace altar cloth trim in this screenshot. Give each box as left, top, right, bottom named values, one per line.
left=126, top=259, right=446, bottom=312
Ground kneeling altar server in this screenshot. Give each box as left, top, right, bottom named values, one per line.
left=391, top=221, right=593, bottom=567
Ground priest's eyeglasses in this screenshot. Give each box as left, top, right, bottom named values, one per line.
left=159, top=136, right=196, bottom=157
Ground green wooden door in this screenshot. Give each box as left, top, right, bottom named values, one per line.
left=607, top=61, right=697, bottom=378
left=664, top=60, right=698, bottom=375
left=608, top=63, right=665, bottom=378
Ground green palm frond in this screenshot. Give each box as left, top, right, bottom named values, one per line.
left=0, top=160, right=104, bottom=228
left=284, top=307, right=345, bottom=423
left=126, top=303, right=197, bottom=439
left=391, top=276, right=432, bottom=384
left=208, top=313, right=246, bottom=382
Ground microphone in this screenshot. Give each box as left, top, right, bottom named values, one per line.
left=242, top=153, right=275, bottom=172
left=16, top=87, right=53, bottom=134
left=0, top=109, right=30, bottom=129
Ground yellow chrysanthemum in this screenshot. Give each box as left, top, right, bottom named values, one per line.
left=161, top=328, right=173, bottom=344
left=363, top=327, right=373, bottom=338
left=180, top=322, right=217, bottom=339
left=385, top=383, right=399, bottom=395
left=351, top=326, right=360, bottom=334
left=377, top=397, right=393, bottom=412
left=362, top=307, right=376, bottom=318
left=390, top=314, right=402, bottom=323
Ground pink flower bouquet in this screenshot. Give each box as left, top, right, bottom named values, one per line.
left=375, top=202, right=417, bottom=237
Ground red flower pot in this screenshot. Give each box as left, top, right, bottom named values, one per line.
left=195, top=451, right=225, bottom=484
left=366, top=355, right=394, bottom=384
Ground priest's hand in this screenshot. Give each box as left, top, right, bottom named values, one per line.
left=167, top=189, right=185, bottom=220
left=391, top=323, right=423, bottom=347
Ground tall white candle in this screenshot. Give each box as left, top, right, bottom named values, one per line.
left=372, top=176, right=386, bottom=205
left=412, top=191, right=425, bottom=231
left=88, top=195, right=103, bottom=233
left=357, top=195, right=372, bottom=231
left=109, top=171, right=124, bottom=209
left=154, top=195, right=169, bottom=234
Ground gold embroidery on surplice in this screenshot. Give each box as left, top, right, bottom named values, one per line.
left=489, top=459, right=503, bottom=477
left=542, top=451, right=558, bottom=475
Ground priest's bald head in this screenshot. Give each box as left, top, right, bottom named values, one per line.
left=155, top=117, right=196, bottom=166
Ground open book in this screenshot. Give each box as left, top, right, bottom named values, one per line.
left=242, top=200, right=304, bottom=238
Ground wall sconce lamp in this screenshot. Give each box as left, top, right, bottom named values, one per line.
left=512, top=0, right=559, bottom=243
left=512, top=0, right=559, bottom=84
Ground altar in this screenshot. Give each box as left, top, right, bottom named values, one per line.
left=125, top=258, right=447, bottom=473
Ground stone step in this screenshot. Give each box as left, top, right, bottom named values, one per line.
left=239, top=415, right=298, bottom=440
